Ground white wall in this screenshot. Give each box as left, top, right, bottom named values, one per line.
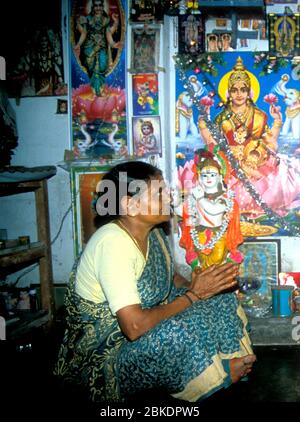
left=0, top=96, right=74, bottom=287
left=0, top=0, right=74, bottom=287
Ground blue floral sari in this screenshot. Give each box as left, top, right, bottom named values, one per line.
left=54, top=228, right=252, bottom=402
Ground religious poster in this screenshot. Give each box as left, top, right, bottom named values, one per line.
left=269, top=13, right=300, bottom=57
left=132, top=116, right=162, bottom=157
left=237, top=239, right=281, bottom=316
left=132, top=74, right=159, bottom=116
left=178, top=14, right=204, bottom=55
left=130, top=25, right=160, bottom=73
left=1, top=0, right=66, bottom=97
left=70, top=0, right=127, bottom=160
left=174, top=52, right=300, bottom=238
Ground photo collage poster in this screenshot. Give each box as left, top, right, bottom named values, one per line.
left=205, top=16, right=268, bottom=53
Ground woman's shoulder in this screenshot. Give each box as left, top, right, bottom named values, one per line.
left=88, top=222, right=133, bottom=248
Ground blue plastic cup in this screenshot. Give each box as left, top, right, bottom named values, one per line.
left=271, top=286, right=294, bottom=317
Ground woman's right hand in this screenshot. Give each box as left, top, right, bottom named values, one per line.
left=189, top=262, right=239, bottom=300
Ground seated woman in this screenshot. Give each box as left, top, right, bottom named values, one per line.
left=54, top=160, right=255, bottom=403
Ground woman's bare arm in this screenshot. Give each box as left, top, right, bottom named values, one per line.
left=116, top=262, right=239, bottom=341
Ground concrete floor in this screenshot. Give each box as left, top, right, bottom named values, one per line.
left=208, top=346, right=300, bottom=403
left=2, top=322, right=300, bottom=418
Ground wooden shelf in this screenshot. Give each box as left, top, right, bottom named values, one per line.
left=6, top=310, right=50, bottom=341
left=0, top=174, right=56, bottom=335
left=0, top=241, right=46, bottom=267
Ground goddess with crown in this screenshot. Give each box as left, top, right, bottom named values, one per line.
left=198, top=57, right=300, bottom=219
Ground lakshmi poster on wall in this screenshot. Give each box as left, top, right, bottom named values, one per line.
left=132, top=74, right=159, bottom=116
left=174, top=52, right=300, bottom=237
left=70, top=0, right=128, bottom=160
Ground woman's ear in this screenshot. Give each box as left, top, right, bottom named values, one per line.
left=120, top=196, right=138, bottom=217
left=120, top=195, right=130, bottom=216
left=128, top=197, right=140, bottom=217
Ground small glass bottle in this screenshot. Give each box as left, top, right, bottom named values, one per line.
left=29, top=288, right=37, bottom=312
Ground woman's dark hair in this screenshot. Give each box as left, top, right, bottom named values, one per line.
left=94, top=161, right=170, bottom=232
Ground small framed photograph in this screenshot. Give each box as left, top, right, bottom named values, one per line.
left=237, top=17, right=268, bottom=51
left=216, top=18, right=227, bottom=28
left=56, top=99, right=68, bottom=114
left=178, top=14, right=204, bottom=55
left=71, top=165, right=111, bottom=256
left=130, top=25, right=160, bottom=73
left=237, top=239, right=281, bottom=315
left=206, top=33, right=220, bottom=52
left=132, top=74, right=159, bottom=116
left=241, top=19, right=251, bottom=29
left=132, top=116, right=162, bottom=157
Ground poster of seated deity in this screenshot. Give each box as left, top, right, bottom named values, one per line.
left=174, top=52, right=300, bottom=238
left=70, top=0, right=128, bottom=160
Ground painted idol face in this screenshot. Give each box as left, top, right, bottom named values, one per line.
left=200, top=166, right=221, bottom=191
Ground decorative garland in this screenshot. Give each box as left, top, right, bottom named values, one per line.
left=175, top=63, right=300, bottom=237
left=188, top=189, right=235, bottom=251
left=173, top=52, right=225, bottom=76
left=252, top=52, right=289, bottom=76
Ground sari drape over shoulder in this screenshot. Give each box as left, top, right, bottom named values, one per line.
left=54, top=228, right=252, bottom=402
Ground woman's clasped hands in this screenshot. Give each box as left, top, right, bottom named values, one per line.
left=188, top=262, right=239, bottom=301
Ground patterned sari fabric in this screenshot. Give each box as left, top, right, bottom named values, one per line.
left=54, top=228, right=252, bottom=402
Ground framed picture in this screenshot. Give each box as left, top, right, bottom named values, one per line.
left=132, top=116, right=162, bottom=157
left=56, top=99, right=68, bottom=114
left=205, top=16, right=233, bottom=51
left=71, top=165, right=111, bottom=256
left=279, top=272, right=300, bottom=289
left=237, top=239, right=281, bottom=315
left=178, top=14, right=204, bottom=55
left=129, top=0, right=164, bottom=23
left=237, top=17, right=268, bottom=51
left=268, top=13, right=300, bottom=57
left=216, top=19, right=227, bottom=28
left=132, top=74, right=159, bottom=116
left=130, top=25, right=160, bottom=73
